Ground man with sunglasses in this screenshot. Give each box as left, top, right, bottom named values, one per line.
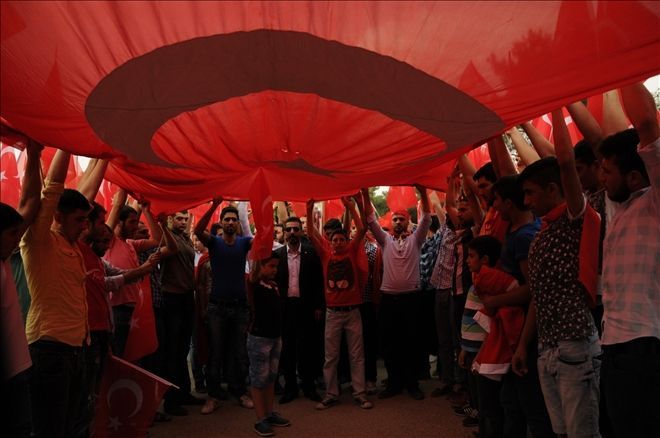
left=274, top=217, right=325, bottom=404
left=194, top=199, right=255, bottom=414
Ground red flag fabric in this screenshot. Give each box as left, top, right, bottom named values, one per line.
left=324, top=199, right=345, bottom=220
left=248, top=171, right=274, bottom=260
left=0, top=145, right=20, bottom=208
left=1, top=2, right=658, bottom=213
left=386, top=186, right=418, bottom=213
left=122, top=277, right=158, bottom=363
left=531, top=109, right=583, bottom=145
left=94, top=354, right=173, bottom=438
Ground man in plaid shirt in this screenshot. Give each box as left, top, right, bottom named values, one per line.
left=599, top=82, right=660, bottom=438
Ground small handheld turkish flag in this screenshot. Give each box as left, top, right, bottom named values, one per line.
left=94, top=354, right=174, bottom=438
left=122, top=277, right=158, bottom=363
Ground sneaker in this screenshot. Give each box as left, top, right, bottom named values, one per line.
left=201, top=398, right=220, bottom=415
left=315, top=396, right=339, bottom=410
left=240, top=394, right=255, bottom=409
left=453, top=404, right=476, bottom=418
left=448, top=390, right=469, bottom=407
left=430, top=381, right=451, bottom=397
left=266, top=412, right=291, bottom=427
left=462, top=409, right=479, bottom=428
left=365, top=381, right=378, bottom=395
left=354, top=395, right=373, bottom=409
left=254, top=420, right=275, bottom=437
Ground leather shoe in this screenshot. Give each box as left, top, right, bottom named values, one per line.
left=407, top=387, right=425, bottom=400
left=303, top=390, right=322, bottom=402
left=278, top=392, right=298, bottom=404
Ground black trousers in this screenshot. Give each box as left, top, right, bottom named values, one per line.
left=162, top=292, right=195, bottom=404
left=360, top=302, right=379, bottom=383
left=379, top=292, right=421, bottom=391
left=28, top=340, right=86, bottom=438
left=602, top=337, right=660, bottom=438
left=279, top=298, right=318, bottom=394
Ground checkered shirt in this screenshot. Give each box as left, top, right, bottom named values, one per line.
left=139, top=247, right=162, bottom=308
left=601, top=137, right=660, bottom=345
left=429, top=222, right=458, bottom=290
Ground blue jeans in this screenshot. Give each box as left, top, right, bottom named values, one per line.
left=538, top=335, right=601, bottom=437
left=207, top=300, right=249, bottom=399
left=247, top=334, right=282, bottom=389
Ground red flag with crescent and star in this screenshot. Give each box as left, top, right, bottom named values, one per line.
left=95, top=354, right=174, bottom=438
left=122, top=277, right=158, bottom=363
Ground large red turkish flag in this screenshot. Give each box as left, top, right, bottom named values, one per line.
left=94, top=354, right=173, bottom=438
left=386, top=186, right=418, bottom=212
left=122, top=277, right=157, bottom=363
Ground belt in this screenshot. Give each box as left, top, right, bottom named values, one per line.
left=328, top=305, right=358, bottom=312
left=209, top=297, right=247, bottom=306
left=381, top=291, right=419, bottom=299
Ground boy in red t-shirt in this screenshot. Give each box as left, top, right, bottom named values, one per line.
left=306, top=197, right=373, bottom=410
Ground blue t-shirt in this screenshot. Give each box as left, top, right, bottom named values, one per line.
left=208, top=235, right=252, bottom=301
left=500, top=218, right=540, bottom=284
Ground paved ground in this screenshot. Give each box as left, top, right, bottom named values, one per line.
left=151, top=364, right=476, bottom=438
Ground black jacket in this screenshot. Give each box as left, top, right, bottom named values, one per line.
left=274, top=242, right=325, bottom=309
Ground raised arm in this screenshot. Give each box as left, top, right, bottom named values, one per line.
left=552, top=109, right=585, bottom=217
left=361, top=188, right=388, bottom=245
left=77, top=159, right=108, bottom=201
left=139, top=202, right=163, bottom=248
left=445, top=170, right=461, bottom=228
left=194, top=198, right=221, bottom=246
left=521, top=122, right=555, bottom=158
left=17, top=138, right=43, bottom=227
left=237, top=201, right=253, bottom=238
left=106, top=188, right=127, bottom=231
left=490, top=135, right=518, bottom=176
left=620, top=82, right=660, bottom=147
left=602, top=90, right=632, bottom=136
left=342, top=195, right=366, bottom=242
left=413, top=185, right=432, bottom=244
left=507, top=127, right=540, bottom=166
left=457, top=154, right=478, bottom=195
left=157, top=214, right=179, bottom=257
left=305, top=199, right=324, bottom=249
left=566, top=101, right=604, bottom=150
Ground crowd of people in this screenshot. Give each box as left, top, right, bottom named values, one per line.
left=1, top=81, right=658, bottom=438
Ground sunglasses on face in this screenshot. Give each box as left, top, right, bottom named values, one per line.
left=285, top=226, right=300, bottom=232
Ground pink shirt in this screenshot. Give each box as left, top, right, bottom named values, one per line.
left=103, top=236, right=151, bottom=306
left=1, top=260, right=32, bottom=380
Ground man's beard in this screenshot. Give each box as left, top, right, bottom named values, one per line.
left=287, top=235, right=300, bottom=246
left=607, top=185, right=631, bottom=203
left=223, top=226, right=236, bottom=235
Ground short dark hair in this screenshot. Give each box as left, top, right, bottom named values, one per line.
left=473, top=162, right=497, bottom=183
left=330, top=229, right=349, bottom=240
left=429, top=215, right=440, bottom=233
left=573, top=140, right=597, bottom=165
left=518, top=156, right=563, bottom=195
left=57, top=189, right=91, bottom=215
left=118, top=205, right=138, bottom=222
left=210, top=222, right=222, bottom=235
left=599, top=129, right=649, bottom=182
left=285, top=217, right=302, bottom=226
left=0, top=202, right=24, bottom=233
left=220, top=206, right=239, bottom=220
left=88, top=201, right=106, bottom=225
left=468, top=235, right=502, bottom=267
left=492, top=175, right=526, bottom=210
left=274, top=223, right=284, bottom=230
left=323, top=218, right=343, bottom=231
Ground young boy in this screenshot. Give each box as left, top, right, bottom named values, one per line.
left=246, top=253, right=290, bottom=437
left=306, top=197, right=373, bottom=410
left=515, top=110, right=601, bottom=438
